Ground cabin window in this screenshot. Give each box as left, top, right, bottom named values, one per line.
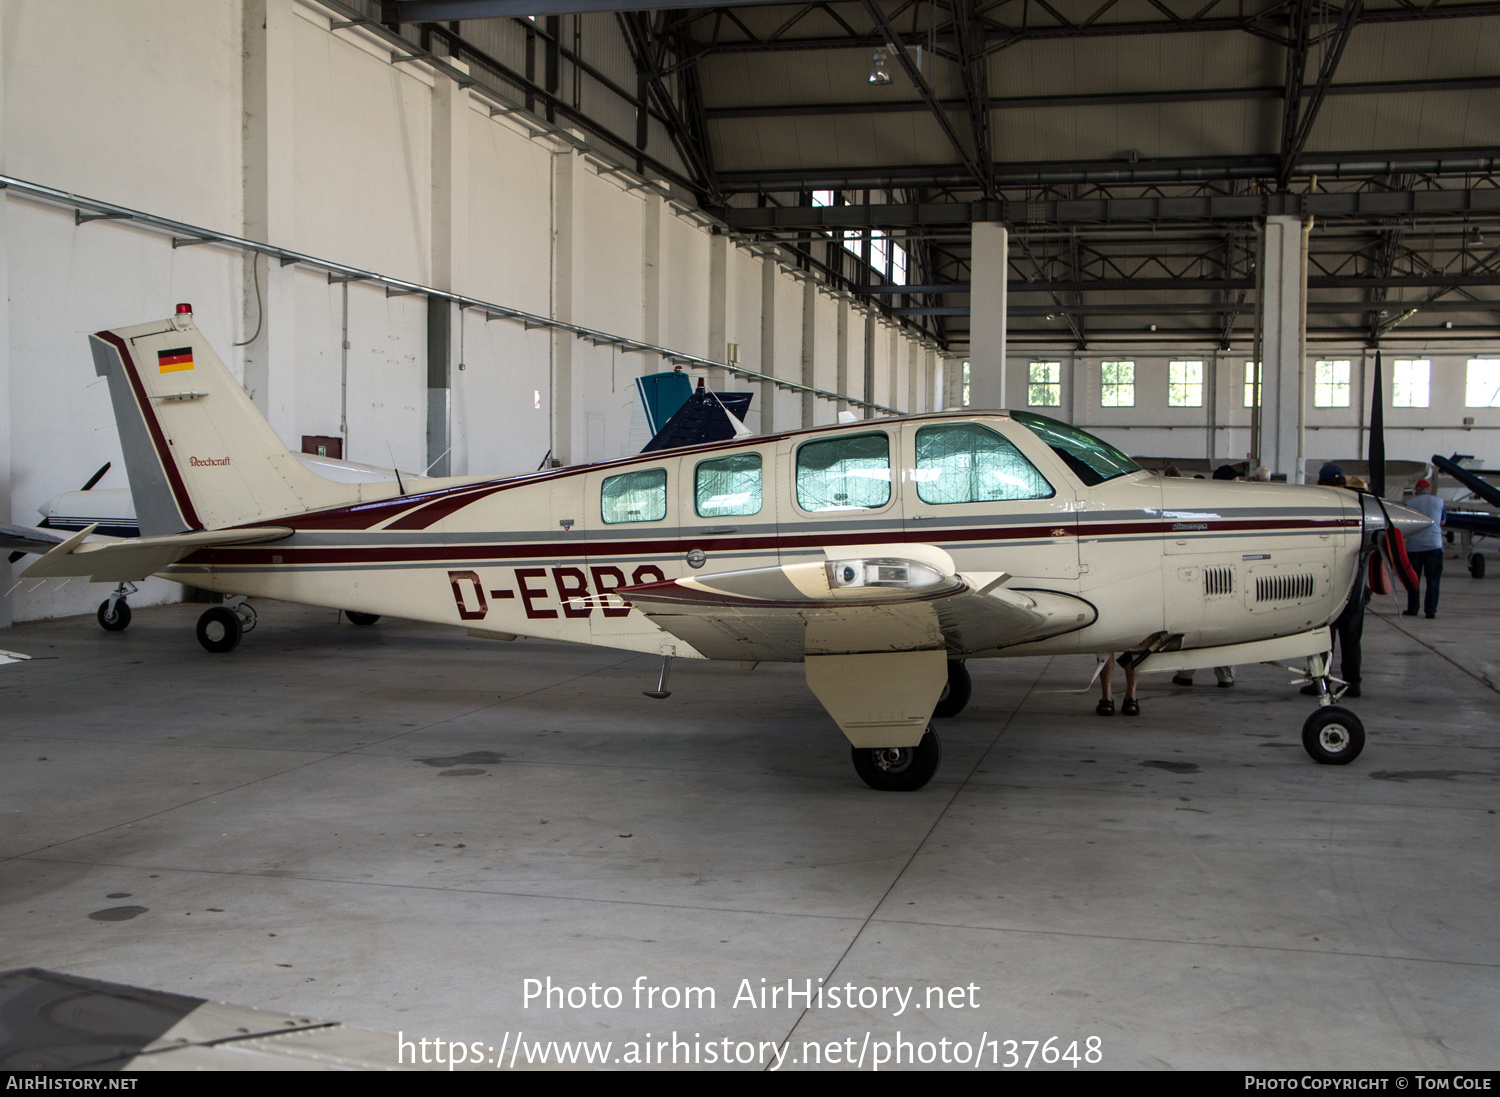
left=796, top=432, right=891, bottom=512
left=695, top=453, right=762, bottom=517
left=600, top=468, right=667, bottom=524
left=914, top=424, right=1055, bottom=504
left=1010, top=411, right=1140, bottom=487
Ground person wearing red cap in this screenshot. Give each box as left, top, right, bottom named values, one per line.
left=1403, top=478, right=1447, bottom=618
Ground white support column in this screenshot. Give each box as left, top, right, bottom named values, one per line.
left=1258, top=214, right=1311, bottom=482
left=835, top=298, right=850, bottom=417
left=550, top=148, right=580, bottom=466
left=800, top=280, right=816, bottom=428
left=428, top=61, right=469, bottom=478
left=241, top=0, right=298, bottom=444
left=906, top=339, right=919, bottom=412
left=759, top=256, right=777, bottom=435
left=0, top=136, right=10, bottom=631
left=641, top=192, right=663, bottom=375
left=707, top=231, right=727, bottom=391
left=969, top=221, right=1008, bottom=409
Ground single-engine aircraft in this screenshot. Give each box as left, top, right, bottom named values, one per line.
left=1, top=307, right=1435, bottom=789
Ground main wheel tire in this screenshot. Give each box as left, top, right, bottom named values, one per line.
left=345, top=611, right=381, bottom=626
left=851, top=726, right=942, bottom=791
left=96, top=600, right=131, bottom=632
left=1301, top=706, right=1365, bottom=765
left=1471, top=553, right=1486, bottom=579
left=196, top=606, right=243, bottom=654
left=932, top=660, right=972, bottom=719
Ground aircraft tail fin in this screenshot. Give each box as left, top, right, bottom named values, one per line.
left=89, top=310, right=356, bottom=535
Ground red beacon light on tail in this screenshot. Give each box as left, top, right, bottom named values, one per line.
left=175, top=303, right=193, bottom=315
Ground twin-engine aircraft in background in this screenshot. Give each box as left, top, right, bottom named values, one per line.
left=2, top=307, right=1434, bottom=789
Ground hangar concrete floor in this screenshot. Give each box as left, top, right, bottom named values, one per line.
left=1, top=572, right=1497, bottom=1071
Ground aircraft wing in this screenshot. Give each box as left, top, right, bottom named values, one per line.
left=0, top=522, right=69, bottom=556
left=19, top=524, right=294, bottom=582
left=614, top=544, right=1096, bottom=661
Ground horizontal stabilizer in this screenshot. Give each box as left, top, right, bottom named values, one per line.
left=21, top=526, right=293, bottom=582
left=0, top=522, right=69, bottom=557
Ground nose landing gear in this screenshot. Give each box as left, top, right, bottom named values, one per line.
left=1288, top=651, right=1366, bottom=764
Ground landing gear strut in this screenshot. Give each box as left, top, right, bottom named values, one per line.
left=851, top=725, right=941, bottom=791
left=96, top=582, right=136, bottom=632
left=1289, top=651, right=1365, bottom=765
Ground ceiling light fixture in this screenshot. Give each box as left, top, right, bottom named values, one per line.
left=868, top=49, right=892, bottom=86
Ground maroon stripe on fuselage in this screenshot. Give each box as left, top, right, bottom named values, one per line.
left=185, top=516, right=1356, bottom=567
left=97, top=330, right=203, bottom=531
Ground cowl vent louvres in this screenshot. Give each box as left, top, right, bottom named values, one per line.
left=1203, top=567, right=1233, bottom=596
left=1256, top=572, right=1315, bottom=602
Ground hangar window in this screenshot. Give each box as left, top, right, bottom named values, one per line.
left=1314, top=360, right=1351, bottom=407
left=1028, top=362, right=1061, bottom=407
left=1168, top=361, right=1204, bottom=407
left=796, top=432, right=891, bottom=512
left=695, top=453, right=762, bottom=517
left=1392, top=360, right=1431, bottom=408
left=1244, top=362, right=1261, bottom=408
left=1466, top=359, right=1500, bottom=407
left=601, top=468, right=668, bottom=524
left=914, top=424, right=1054, bottom=504
left=1101, top=361, right=1134, bottom=407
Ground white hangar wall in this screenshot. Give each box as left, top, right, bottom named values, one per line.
left=0, top=0, right=932, bottom=627
left=990, top=347, right=1500, bottom=472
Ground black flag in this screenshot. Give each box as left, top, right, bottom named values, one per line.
left=1368, top=351, right=1386, bottom=498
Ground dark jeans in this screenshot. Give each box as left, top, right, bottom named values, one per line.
left=1406, top=549, right=1444, bottom=615
left=1333, top=590, right=1365, bottom=684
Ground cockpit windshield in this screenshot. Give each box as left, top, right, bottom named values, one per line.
left=1009, top=411, right=1141, bottom=487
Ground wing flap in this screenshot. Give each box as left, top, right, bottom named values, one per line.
left=619, top=546, right=1097, bottom=659
left=21, top=526, right=294, bottom=582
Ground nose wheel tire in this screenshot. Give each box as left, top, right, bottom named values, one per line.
left=96, top=600, right=131, bottom=632
left=851, top=726, right=942, bottom=791
left=345, top=611, right=381, bottom=626
left=196, top=606, right=244, bottom=654
left=1471, top=553, right=1485, bottom=579
left=1301, top=706, right=1365, bottom=765
left=932, top=660, right=972, bottom=719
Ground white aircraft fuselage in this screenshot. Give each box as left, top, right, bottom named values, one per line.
left=11, top=310, right=1427, bottom=787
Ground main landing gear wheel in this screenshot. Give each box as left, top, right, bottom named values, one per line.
left=345, top=611, right=381, bottom=626
left=196, top=606, right=243, bottom=654
left=932, top=660, right=972, bottom=719
left=1302, top=706, right=1365, bottom=765
left=851, top=726, right=941, bottom=791
left=1471, top=553, right=1486, bottom=579
left=96, top=599, right=131, bottom=632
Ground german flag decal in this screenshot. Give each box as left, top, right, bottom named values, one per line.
left=158, top=346, right=194, bottom=373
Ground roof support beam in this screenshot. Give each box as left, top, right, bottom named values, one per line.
left=1278, top=0, right=1365, bottom=189
left=704, top=75, right=1500, bottom=120
left=861, top=0, right=993, bottom=195
left=722, top=187, right=1500, bottom=229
